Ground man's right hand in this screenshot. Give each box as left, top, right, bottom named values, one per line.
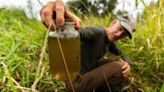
left=40, top=1, right=65, bottom=31
left=40, top=2, right=56, bottom=31
left=40, top=0, right=81, bottom=31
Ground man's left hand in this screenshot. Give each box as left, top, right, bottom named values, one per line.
left=119, top=59, right=131, bottom=78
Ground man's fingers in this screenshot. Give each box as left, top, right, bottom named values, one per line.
left=65, top=8, right=81, bottom=29
left=122, top=65, right=130, bottom=74
left=122, top=63, right=127, bottom=70
left=122, top=68, right=129, bottom=78
left=43, top=11, right=51, bottom=24
left=119, top=59, right=130, bottom=77
left=40, top=0, right=81, bottom=30
left=74, top=20, right=81, bottom=30
left=42, top=10, right=56, bottom=31
left=55, top=0, right=65, bottom=26
left=40, top=5, right=46, bottom=25
left=123, top=72, right=129, bottom=78
left=39, top=1, right=57, bottom=31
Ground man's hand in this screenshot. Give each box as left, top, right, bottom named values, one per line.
left=65, top=8, right=81, bottom=29
left=119, top=59, right=131, bottom=78
left=40, top=2, right=57, bottom=31
left=55, top=0, right=65, bottom=26
left=40, top=0, right=81, bottom=31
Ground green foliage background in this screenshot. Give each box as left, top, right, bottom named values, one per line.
left=0, top=1, right=164, bottom=92
left=67, top=0, right=117, bottom=16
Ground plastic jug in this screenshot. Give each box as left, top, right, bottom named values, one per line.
left=48, top=20, right=80, bottom=80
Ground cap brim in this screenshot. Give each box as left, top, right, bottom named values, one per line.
left=120, top=21, right=133, bottom=39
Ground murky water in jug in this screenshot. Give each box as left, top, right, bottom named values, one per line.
left=48, top=20, right=80, bottom=80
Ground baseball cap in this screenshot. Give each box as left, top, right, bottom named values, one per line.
left=117, top=15, right=136, bottom=39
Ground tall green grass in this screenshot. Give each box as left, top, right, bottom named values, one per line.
left=0, top=8, right=65, bottom=92
left=81, top=1, right=164, bottom=91
left=0, top=2, right=164, bottom=91
left=119, top=1, right=164, bottom=92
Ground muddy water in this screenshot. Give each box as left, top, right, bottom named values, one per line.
left=48, top=36, right=80, bottom=80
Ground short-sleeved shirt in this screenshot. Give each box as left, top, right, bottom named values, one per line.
left=78, top=26, right=126, bottom=74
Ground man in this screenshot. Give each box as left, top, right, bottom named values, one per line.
left=40, top=1, right=136, bottom=92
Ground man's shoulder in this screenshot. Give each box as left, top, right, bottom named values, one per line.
left=78, top=26, right=106, bottom=41
left=79, top=26, right=105, bottom=35
left=82, top=26, right=104, bottom=31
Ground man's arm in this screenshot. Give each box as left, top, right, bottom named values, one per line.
left=108, top=42, right=131, bottom=77
left=108, top=42, right=132, bottom=65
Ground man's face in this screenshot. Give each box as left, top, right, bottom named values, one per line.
left=109, top=20, right=128, bottom=41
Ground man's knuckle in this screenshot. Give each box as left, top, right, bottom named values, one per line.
left=55, top=7, right=61, bottom=11
left=43, top=10, right=52, bottom=16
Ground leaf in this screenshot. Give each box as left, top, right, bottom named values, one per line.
left=4, top=38, right=22, bottom=61
left=135, top=0, right=138, bottom=8
left=140, top=0, right=146, bottom=7
left=160, top=83, right=164, bottom=92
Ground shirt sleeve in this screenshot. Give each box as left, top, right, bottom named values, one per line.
left=78, top=26, right=104, bottom=42
left=108, top=42, right=132, bottom=66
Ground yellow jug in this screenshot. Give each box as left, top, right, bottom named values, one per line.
left=48, top=20, right=80, bottom=81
